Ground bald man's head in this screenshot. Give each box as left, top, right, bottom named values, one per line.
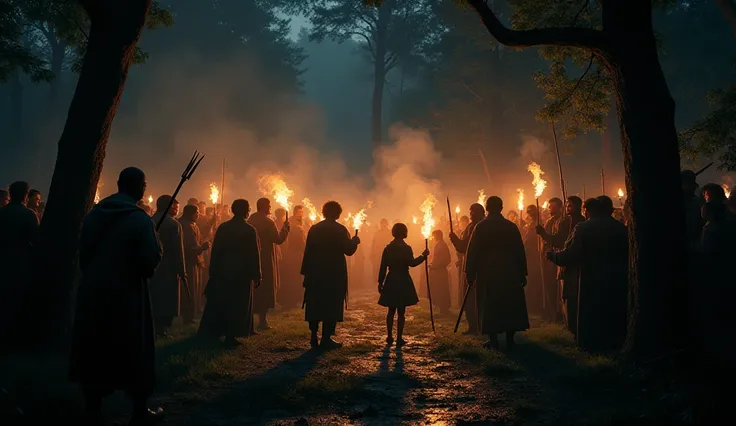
left=117, top=167, right=147, bottom=201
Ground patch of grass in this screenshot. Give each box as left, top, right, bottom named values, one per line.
left=433, top=335, right=522, bottom=376
left=281, top=370, right=366, bottom=407
left=321, top=341, right=378, bottom=366
left=522, top=323, right=575, bottom=347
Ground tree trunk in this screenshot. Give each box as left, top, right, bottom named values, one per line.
left=602, top=3, right=688, bottom=361
left=20, top=1, right=153, bottom=349
left=48, top=38, right=67, bottom=122
left=371, top=1, right=392, bottom=148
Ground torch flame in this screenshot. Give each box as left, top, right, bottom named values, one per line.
left=617, top=188, right=624, bottom=198
left=257, top=174, right=293, bottom=211
left=455, top=205, right=460, bottom=214
left=723, top=184, right=731, bottom=198
left=527, top=162, right=547, bottom=198
left=542, top=200, right=549, bottom=210
left=352, top=209, right=367, bottom=231
left=477, top=189, right=486, bottom=205
left=209, top=183, right=220, bottom=205
left=148, top=195, right=153, bottom=204
left=344, top=212, right=352, bottom=224
left=419, top=193, right=437, bottom=239
left=301, top=197, right=323, bottom=222
left=412, top=216, right=418, bottom=224
left=517, top=188, right=524, bottom=211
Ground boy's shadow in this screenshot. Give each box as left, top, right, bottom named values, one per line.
left=379, top=344, right=404, bottom=374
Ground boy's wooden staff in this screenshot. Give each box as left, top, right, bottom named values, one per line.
left=425, top=238, right=436, bottom=333
left=694, top=161, right=714, bottom=176
left=156, top=151, right=204, bottom=231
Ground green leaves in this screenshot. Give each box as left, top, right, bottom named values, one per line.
left=680, top=84, right=736, bottom=171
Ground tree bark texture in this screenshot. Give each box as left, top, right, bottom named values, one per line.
left=20, top=0, right=153, bottom=349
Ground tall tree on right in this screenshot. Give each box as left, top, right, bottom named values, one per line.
left=374, top=0, right=688, bottom=362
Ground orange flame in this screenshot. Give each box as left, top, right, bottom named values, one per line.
left=454, top=205, right=460, bottom=214
left=477, top=189, right=486, bottom=205
left=209, top=183, right=219, bottom=205
left=542, top=200, right=549, bottom=210
left=527, top=162, right=547, bottom=198
left=352, top=209, right=367, bottom=231
left=723, top=184, right=731, bottom=198
left=617, top=188, right=624, bottom=198
left=301, top=197, right=322, bottom=222
left=517, top=188, right=524, bottom=211
left=257, top=174, right=293, bottom=211
left=147, top=195, right=153, bottom=205
left=419, top=194, right=437, bottom=239
left=412, top=216, right=418, bottom=224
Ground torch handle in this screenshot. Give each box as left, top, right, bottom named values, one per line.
left=355, top=229, right=358, bottom=237
left=446, top=197, right=454, bottom=235
left=536, top=198, right=540, bottom=227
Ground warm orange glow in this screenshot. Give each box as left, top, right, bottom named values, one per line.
left=412, top=216, right=418, bottom=224
left=517, top=188, right=524, bottom=211
left=542, top=200, right=549, bottom=210
left=352, top=208, right=367, bottom=231
left=617, top=188, right=624, bottom=198
left=147, top=195, right=153, bottom=205
left=723, top=184, right=731, bottom=198
left=209, top=183, right=219, bottom=205
left=527, top=162, right=547, bottom=198
left=419, top=193, right=437, bottom=239
left=301, top=197, right=322, bottom=222
left=477, top=189, right=486, bottom=205
left=454, top=205, right=460, bottom=214
left=258, top=174, right=293, bottom=211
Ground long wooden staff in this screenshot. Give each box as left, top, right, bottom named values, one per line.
left=454, top=282, right=472, bottom=333
left=694, top=161, right=714, bottom=176
left=446, top=196, right=454, bottom=235
left=425, top=238, right=436, bottom=333
left=156, top=151, right=204, bottom=231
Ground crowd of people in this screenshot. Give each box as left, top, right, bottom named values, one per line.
left=1, top=166, right=735, bottom=424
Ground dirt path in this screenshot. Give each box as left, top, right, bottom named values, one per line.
left=145, top=291, right=648, bottom=426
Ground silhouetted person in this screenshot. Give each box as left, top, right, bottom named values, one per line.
left=449, top=203, right=485, bottom=334
left=522, top=204, right=544, bottom=317
left=371, top=219, right=392, bottom=283
left=301, top=201, right=359, bottom=349
left=279, top=205, right=307, bottom=309
left=186, top=198, right=198, bottom=206
left=0, top=189, right=9, bottom=207
left=26, top=188, right=42, bottom=220
left=428, top=229, right=451, bottom=315
left=179, top=204, right=210, bottom=320
left=535, top=197, right=564, bottom=322
left=0, top=181, right=39, bottom=337
left=198, top=200, right=261, bottom=345
left=466, top=196, right=529, bottom=350
left=150, top=196, right=186, bottom=337
left=455, top=215, right=470, bottom=306
left=69, top=167, right=164, bottom=425
left=547, top=196, right=628, bottom=351
left=377, top=223, right=428, bottom=346
left=682, top=170, right=705, bottom=251
left=248, top=198, right=289, bottom=329
left=558, top=196, right=586, bottom=336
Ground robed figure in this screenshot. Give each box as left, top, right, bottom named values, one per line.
left=301, top=201, right=360, bottom=349
left=522, top=205, right=544, bottom=316
left=69, top=168, right=164, bottom=423
left=179, top=205, right=210, bottom=321
left=465, top=197, right=529, bottom=349
left=449, top=204, right=485, bottom=334
left=428, top=229, right=452, bottom=315
left=150, top=196, right=186, bottom=336
left=0, top=181, right=39, bottom=332
left=279, top=206, right=307, bottom=309
left=548, top=197, right=628, bottom=352
left=248, top=198, right=289, bottom=329
left=198, top=200, right=262, bottom=344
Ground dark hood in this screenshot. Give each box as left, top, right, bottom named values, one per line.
left=83, top=192, right=145, bottom=242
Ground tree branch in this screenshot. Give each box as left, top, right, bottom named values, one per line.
left=558, top=54, right=595, bottom=107
left=466, top=0, right=606, bottom=50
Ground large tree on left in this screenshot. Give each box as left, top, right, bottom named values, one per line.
left=18, top=0, right=161, bottom=350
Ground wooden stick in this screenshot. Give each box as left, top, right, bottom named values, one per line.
left=425, top=238, right=436, bottom=333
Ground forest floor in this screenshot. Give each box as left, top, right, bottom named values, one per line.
left=1, top=291, right=679, bottom=425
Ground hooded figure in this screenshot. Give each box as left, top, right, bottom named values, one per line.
left=69, top=167, right=164, bottom=424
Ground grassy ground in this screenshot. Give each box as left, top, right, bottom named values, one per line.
left=0, top=291, right=683, bottom=425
